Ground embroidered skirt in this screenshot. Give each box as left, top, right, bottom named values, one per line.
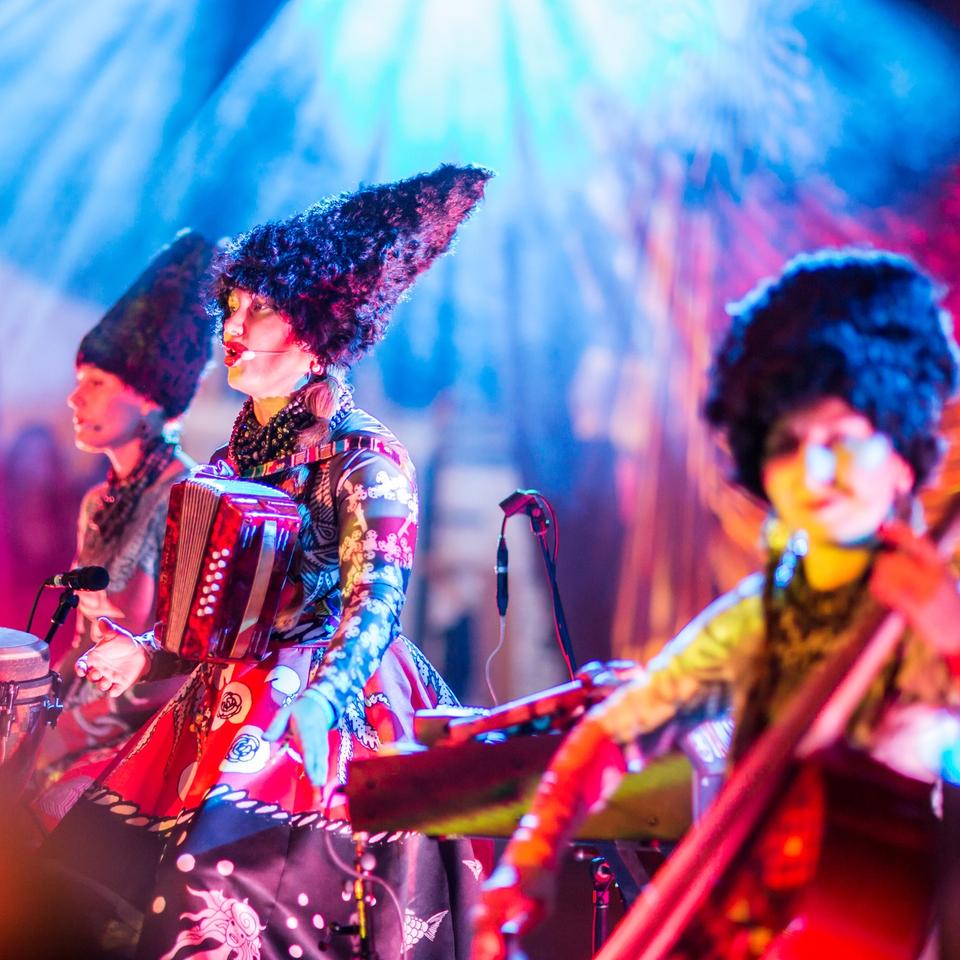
left=45, top=637, right=490, bottom=959
left=32, top=671, right=186, bottom=830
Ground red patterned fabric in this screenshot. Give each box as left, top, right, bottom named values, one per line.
left=95, top=635, right=454, bottom=824
left=44, top=409, right=489, bottom=959
left=667, top=768, right=825, bottom=960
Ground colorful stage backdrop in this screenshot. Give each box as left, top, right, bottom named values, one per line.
left=1, top=0, right=959, bottom=707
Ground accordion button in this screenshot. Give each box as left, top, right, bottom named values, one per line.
left=222, top=547, right=231, bottom=557
left=217, top=560, right=227, bottom=569
left=212, top=551, right=221, bottom=560
left=215, top=573, right=224, bottom=581
left=211, top=584, right=221, bottom=592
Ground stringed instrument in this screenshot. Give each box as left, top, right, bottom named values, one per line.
left=594, top=494, right=960, bottom=960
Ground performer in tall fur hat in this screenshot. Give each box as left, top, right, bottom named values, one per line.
left=47, top=164, right=493, bottom=960
left=472, top=249, right=960, bottom=959
left=33, top=230, right=215, bottom=826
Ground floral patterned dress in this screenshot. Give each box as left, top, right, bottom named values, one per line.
left=46, top=405, right=489, bottom=960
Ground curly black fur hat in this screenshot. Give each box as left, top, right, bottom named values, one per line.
left=77, top=230, right=215, bottom=418
left=705, top=248, right=959, bottom=500
left=209, top=163, right=493, bottom=364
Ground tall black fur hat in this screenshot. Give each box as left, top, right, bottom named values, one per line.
left=705, top=248, right=959, bottom=499
left=77, top=230, right=215, bottom=418
left=210, top=163, right=493, bottom=364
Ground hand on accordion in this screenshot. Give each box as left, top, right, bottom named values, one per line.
left=75, top=617, right=149, bottom=697
left=264, top=687, right=336, bottom=785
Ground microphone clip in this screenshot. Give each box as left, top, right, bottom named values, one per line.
left=498, top=489, right=550, bottom=536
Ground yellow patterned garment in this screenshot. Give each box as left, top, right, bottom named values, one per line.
left=593, top=567, right=960, bottom=782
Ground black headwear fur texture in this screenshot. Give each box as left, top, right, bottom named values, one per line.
left=705, top=248, right=959, bottom=499
left=209, top=163, right=493, bottom=364
left=77, top=230, right=215, bottom=418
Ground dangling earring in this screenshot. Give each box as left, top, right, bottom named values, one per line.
left=309, top=357, right=324, bottom=376
left=772, top=530, right=808, bottom=589
left=763, top=513, right=807, bottom=590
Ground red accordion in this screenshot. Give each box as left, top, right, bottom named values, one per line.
left=156, top=473, right=302, bottom=662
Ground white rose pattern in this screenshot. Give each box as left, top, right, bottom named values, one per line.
left=211, top=682, right=253, bottom=731
left=219, top=725, right=270, bottom=775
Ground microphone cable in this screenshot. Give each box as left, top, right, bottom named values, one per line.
left=25, top=583, right=44, bottom=634
left=322, top=785, right=408, bottom=960
left=535, top=496, right=565, bottom=667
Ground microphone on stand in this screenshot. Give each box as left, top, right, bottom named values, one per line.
left=43, top=566, right=110, bottom=591
left=496, top=535, right=509, bottom=617
left=495, top=491, right=545, bottom=618
left=488, top=526, right=512, bottom=705
left=37, top=567, right=108, bottom=645
left=496, top=488, right=576, bottom=680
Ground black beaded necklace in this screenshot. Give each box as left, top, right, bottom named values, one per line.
left=89, top=434, right=179, bottom=544
left=228, top=391, right=317, bottom=475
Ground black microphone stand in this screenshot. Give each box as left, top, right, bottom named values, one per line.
left=524, top=499, right=577, bottom=680
left=44, top=587, right=79, bottom=645
left=591, top=856, right=616, bottom=954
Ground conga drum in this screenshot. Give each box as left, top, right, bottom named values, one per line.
left=0, top=628, right=61, bottom=802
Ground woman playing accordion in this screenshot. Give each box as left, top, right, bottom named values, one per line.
left=47, top=164, right=493, bottom=960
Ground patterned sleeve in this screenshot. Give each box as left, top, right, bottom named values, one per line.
left=593, top=573, right=765, bottom=744
left=307, top=446, right=418, bottom=718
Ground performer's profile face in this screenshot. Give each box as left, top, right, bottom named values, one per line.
left=761, top=396, right=914, bottom=547
left=68, top=364, right=158, bottom=453
left=221, top=288, right=315, bottom=398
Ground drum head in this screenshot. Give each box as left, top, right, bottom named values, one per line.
left=0, top=628, right=49, bottom=682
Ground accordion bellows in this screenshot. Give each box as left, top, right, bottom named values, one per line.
left=156, top=474, right=302, bottom=662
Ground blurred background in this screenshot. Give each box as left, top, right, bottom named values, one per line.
left=1, top=0, right=959, bottom=710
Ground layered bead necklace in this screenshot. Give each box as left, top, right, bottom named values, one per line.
left=89, top=434, right=179, bottom=544
left=228, top=390, right=317, bottom=475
